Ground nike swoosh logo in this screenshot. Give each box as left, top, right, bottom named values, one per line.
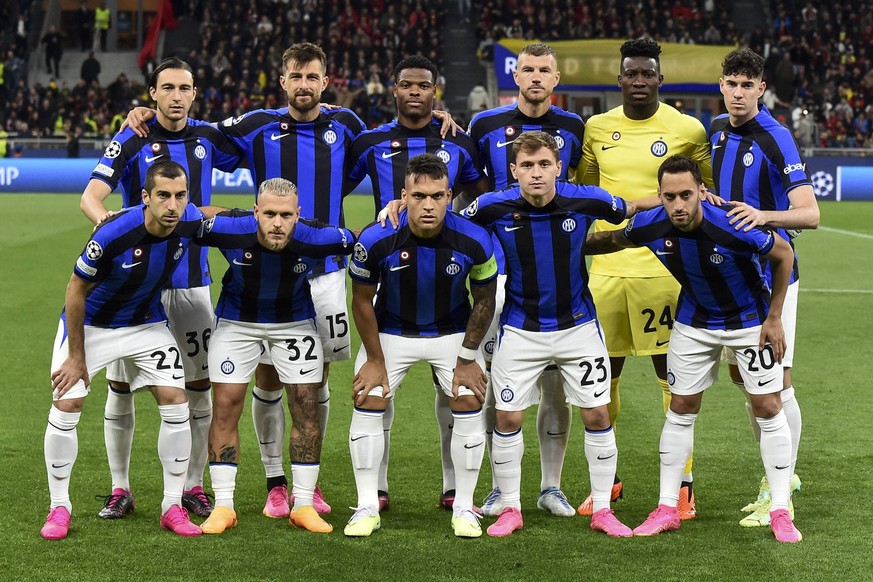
left=172, top=374, right=183, bottom=379
left=382, top=150, right=402, bottom=158
left=655, top=250, right=673, bottom=256
left=655, top=340, right=669, bottom=347
left=174, top=457, right=190, bottom=463
left=259, top=440, right=276, bottom=445
left=601, top=145, right=618, bottom=150
left=659, top=451, right=669, bottom=455
left=504, top=225, right=524, bottom=232
left=192, top=414, right=210, bottom=420
left=496, top=139, right=516, bottom=148
left=145, top=154, right=163, bottom=163
left=390, top=264, right=410, bottom=271
left=597, top=453, right=616, bottom=460
left=757, top=378, right=775, bottom=386
left=51, top=462, right=71, bottom=469
left=494, top=460, right=511, bottom=465
left=232, top=259, right=250, bottom=266
left=464, top=442, right=484, bottom=449
left=546, top=431, right=567, bottom=436
left=593, top=389, right=607, bottom=398
left=202, top=364, right=209, bottom=370
left=121, top=261, right=142, bottom=269
left=775, top=464, right=790, bottom=470
left=300, top=368, right=315, bottom=375
left=350, top=435, right=368, bottom=442
left=270, top=133, right=290, bottom=141
left=712, top=144, right=723, bottom=150
left=333, top=345, right=349, bottom=353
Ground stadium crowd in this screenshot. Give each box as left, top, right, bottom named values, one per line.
left=0, top=0, right=871, bottom=149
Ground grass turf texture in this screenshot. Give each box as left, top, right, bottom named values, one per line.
left=1, top=195, right=870, bottom=581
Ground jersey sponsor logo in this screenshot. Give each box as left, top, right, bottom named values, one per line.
left=445, top=263, right=461, bottom=276
left=322, top=129, right=338, bottom=145
left=500, top=387, right=514, bottom=402
left=145, top=154, right=163, bottom=163
left=270, top=133, right=291, bottom=141
left=194, top=145, right=207, bottom=160
left=293, top=261, right=308, bottom=274
left=86, top=240, right=103, bottom=260
left=103, top=140, right=122, bottom=159
left=349, top=263, right=370, bottom=278
left=389, top=264, right=410, bottom=271
left=353, top=242, right=368, bottom=263
left=783, top=162, right=806, bottom=174
left=601, top=144, right=618, bottom=150
left=504, top=225, right=523, bottom=232
left=709, top=253, right=724, bottom=265
left=742, top=152, right=755, bottom=167
left=651, top=140, right=668, bottom=157
left=496, top=138, right=516, bottom=148
left=554, top=135, right=565, bottom=149
left=94, top=163, right=114, bottom=177
left=220, top=359, right=235, bottom=375
left=435, top=148, right=451, bottom=164
left=76, top=257, right=97, bottom=276
left=381, top=150, right=402, bottom=159
left=561, top=218, right=577, bottom=233
left=121, top=261, right=142, bottom=269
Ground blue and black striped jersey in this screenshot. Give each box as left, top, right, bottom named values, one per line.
left=72, top=203, right=205, bottom=328
left=199, top=211, right=354, bottom=324
left=625, top=202, right=776, bottom=330
left=468, top=103, right=584, bottom=190
left=462, top=181, right=627, bottom=332
left=90, top=118, right=242, bottom=289
left=349, top=210, right=496, bottom=337
left=345, top=118, right=485, bottom=215
left=710, top=105, right=809, bottom=282
left=219, top=106, right=365, bottom=274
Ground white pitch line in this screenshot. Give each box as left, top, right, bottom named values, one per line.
left=801, top=288, right=873, bottom=294
left=819, top=226, right=873, bottom=240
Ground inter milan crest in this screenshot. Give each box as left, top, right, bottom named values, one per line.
left=561, top=218, right=577, bottom=233
left=323, top=129, right=338, bottom=145
left=667, top=371, right=675, bottom=386
left=293, top=261, right=308, bottom=274
left=174, top=243, right=184, bottom=261
left=194, top=145, right=207, bottom=160
left=554, top=134, right=565, bottom=149
left=709, top=252, right=724, bottom=265
left=742, top=152, right=755, bottom=167
left=436, top=148, right=451, bottom=164
left=445, top=262, right=461, bottom=276
left=651, top=140, right=668, bottom=157
left=104, top=141, right=122, bottom=159
left=353, top=242, right=368, bottom=263
left=500, top=387, right=514, bottom=403
left=220, top=359, right=235, bottom=375
left=86, top=240, right=103, bottom=260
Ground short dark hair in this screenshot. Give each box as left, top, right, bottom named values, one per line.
left=519, top=43, right=557, bottom=60
left=721, top=48, right=765, bottom=79
left=282, top=42, right=327, bottom=73
left=393, top=55, right=438, bottom=83
left=620, top=38, right=662, bottom=63
left=144, top=160, right=188, bottom=194
left=511, top=131, right=560, bottom=163
left=406, top=153, right=448, bottom=183
left=149, top=57, right=195, bottom=90
left=658, top=155, right=703, bottom=185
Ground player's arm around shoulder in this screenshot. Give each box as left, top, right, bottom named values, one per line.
left=292, top=218, right=356, bottom=258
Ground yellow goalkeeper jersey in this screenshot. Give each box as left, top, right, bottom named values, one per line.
left=576, top=102, right=713, bottom=278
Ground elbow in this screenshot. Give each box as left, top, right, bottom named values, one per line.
left=808, top=209, right=820, bottom=230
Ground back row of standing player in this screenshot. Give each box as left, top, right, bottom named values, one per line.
left=42, top=37, right=817, bottom=540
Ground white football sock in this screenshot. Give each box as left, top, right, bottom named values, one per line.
left=537, top=369, right=571, bottom=491
left=291, top=463, right=319, bottom=508
left=350, top=408, right=385, bottom=508
left=377, top=399, right=394, bottom=492
left=209, top=463, right=237, bottom=510
left=157, top=403, right=191, bottom=513
left=491, top=428, right=523, bottom=510
left=435, top=390, right=455, bottom=493
left=45, top=407, right=80, bottom=512
left=185, top=385, right=211, bottom=490
left=103, top=388, right=134, bottom=491
left=780, top=386, right=802, bottom=476
left=450, top=410, right=485, bottom=510
left=252, top=386, right=286, bottom=479
left=584, top=426, right=618, bottom=512
left=757, top=410, right=792, bottom=510
left=657, top=411, right=696, bottom=507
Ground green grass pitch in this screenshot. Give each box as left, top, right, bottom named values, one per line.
left=0, top=194, right=870, bottom=580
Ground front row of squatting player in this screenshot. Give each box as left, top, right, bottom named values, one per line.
left=42, top=136, right=802, bottom=545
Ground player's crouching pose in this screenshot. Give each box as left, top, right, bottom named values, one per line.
left=346, top=154, right=497, bottom=538
left=42, top=161, right=218, bottom=540
left=460, top=131, right=653, bottom=538
left=196, top=178, right=354, bottom=535
left=586, top=155, right=802, bottom=543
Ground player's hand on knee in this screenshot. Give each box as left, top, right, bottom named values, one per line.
left=352, top=361, right=389, bottom=406
left=51, top=357, right=89, bottom=396
left=452, top=360, right=486, bottom=403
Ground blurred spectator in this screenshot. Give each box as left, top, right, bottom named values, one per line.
left=76, top=1, right=93, bottom=51
left=81, top=51, right=101, bottom=87
left=94, top=2, right=110, bottom=52
left=41, top=25, right=64, bottom=79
